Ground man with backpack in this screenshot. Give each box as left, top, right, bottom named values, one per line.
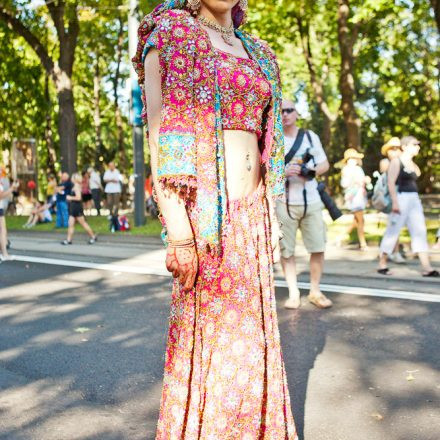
left=276, top=99, right=333, bottom=309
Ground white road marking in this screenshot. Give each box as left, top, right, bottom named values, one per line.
left=12, top=255, right=170, bottom=277
left=9, top=255, right=440, bottom=303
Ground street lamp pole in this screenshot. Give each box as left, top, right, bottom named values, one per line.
left=128, top=0, right=146, bottom=227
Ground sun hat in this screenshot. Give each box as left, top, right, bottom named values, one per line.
left=381, top=137, right=401, bottom=156
left=343, top=148, right=364, bottom=163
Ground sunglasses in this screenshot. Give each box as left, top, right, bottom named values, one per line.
left=282, top=108, right=296, bottom=115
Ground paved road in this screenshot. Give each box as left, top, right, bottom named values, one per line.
left=1, top=259, right=439, bottom=440
left=6, top=232, right=440, bottom=294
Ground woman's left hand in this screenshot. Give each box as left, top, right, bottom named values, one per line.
left=166, top=243, right=198, bottom=292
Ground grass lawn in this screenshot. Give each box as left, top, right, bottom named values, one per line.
left=6, top=211, right=439, bottom=245
left=326, top=212, right=439, bottom=245
left=6, top=215, right=163, bottom=237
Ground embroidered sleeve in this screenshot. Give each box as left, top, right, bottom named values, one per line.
left=258, top=41, right=285, bottom=200
left=134, top=10, right=197, bottom=198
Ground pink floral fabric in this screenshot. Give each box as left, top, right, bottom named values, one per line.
left=133, top=8, right=286, bottom=255
left=216, top=49, right=272, bottom=139
left=156, top=183, right=298, bottom=440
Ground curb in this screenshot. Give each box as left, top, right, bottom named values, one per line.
left=8, top=230, right=163, bottom=246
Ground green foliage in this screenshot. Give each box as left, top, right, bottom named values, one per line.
left=1, top=0, right=439, bottom=193
left=0, top=23, right=46, bottom=151
left=247, top=0, right=440, bottom=192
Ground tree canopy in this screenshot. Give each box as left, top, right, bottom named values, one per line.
left=1, top=0, right=439, bottom=192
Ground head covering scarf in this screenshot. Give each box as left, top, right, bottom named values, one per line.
left=133, top=0, right=284, bottom=255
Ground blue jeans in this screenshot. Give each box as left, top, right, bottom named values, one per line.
left=56, top=200, right=69, bottom=228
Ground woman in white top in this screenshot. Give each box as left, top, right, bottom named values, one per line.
left=340, top=148, right=370, bottom=250
left=103, top=162, right=122, bottom=220
left=88, top=167, right=102, bottom=215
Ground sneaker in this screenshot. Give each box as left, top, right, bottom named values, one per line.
left=389, top=252, right=406, bottom=264
left=88, top=236, right=97, bottom=245
left=61, top=240, right=72, bottom=245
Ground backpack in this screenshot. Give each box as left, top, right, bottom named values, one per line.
left=372, top=172, right=392, bottom=213
left=118, top=215, right=130, bottom=231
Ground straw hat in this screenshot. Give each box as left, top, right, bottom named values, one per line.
left=381, top=137, right=401, bottom=156
left=343, top=148, right=364, bottom=163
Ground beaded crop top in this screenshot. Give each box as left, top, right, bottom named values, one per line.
left=216, top=49, right=272, bottom=140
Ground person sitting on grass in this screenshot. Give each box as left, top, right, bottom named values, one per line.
left=23, top=200, right=52, bottom=228
left=61, top=173, right=97, bottom=245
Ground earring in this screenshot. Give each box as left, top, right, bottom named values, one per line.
left=187, top=0, right=201, bottom=15
left=239, top=0, right=248, bottom=24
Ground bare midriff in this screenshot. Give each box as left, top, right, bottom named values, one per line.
left=223, top=130, right=261, bottom=201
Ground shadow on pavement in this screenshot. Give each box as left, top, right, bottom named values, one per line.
left=0, top=261, right=169, bottom=439
left=278, top=290, right=440, bottom=440
left=0, top=261, right=439, bottom=439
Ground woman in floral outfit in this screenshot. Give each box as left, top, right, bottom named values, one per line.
left=134, top=0, right=297, bottom=438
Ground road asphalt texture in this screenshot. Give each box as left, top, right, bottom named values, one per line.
left=5, top=232, right=440, bottom=294
left=1, top=256, right=439, bottom=440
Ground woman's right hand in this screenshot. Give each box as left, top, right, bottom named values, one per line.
left=165, top=241, right=198, bottom=292
left=391, top=200, right=400, bottom=214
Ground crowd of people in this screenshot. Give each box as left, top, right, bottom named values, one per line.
left=337, top=135, right=438, bottom=277
left=277, top=99, right=440, bottom=311
left=0, top=131, right=438, bottom=270
left=0, top=162, right=134, bottom=254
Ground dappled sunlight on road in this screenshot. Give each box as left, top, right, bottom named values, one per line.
left=0, top=263, right=169, bottom=439
left=277, top=292, right=440, bottom=440
left=1, top=261, right=439, bottom=439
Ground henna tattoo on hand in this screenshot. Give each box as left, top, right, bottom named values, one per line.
left=166, top=245, right=198, bottom=291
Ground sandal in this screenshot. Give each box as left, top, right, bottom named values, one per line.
left=422, top=270, right=439, bottom=278
left=308, top=294, right=333, bottom=309
left=284, top=297, right=301, bottom=309
left=377, top=268, right=391, bottom=275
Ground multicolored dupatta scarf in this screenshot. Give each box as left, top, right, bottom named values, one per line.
left=132, top=0, right=285, bottom=255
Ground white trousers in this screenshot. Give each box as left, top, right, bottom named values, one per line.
left=380, top=192, right=429, bottom=255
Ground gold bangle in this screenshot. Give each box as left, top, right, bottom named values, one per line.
left=168, top=238, right=195, bottom=248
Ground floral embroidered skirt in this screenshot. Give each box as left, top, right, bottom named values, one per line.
left=156, top=183, right=297, bottom=440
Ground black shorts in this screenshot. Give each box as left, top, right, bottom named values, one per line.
left=82, top=193, right=92, bottom=202
left=69, top=202, right=84, bottom=218
left=0, top=208, right=4, bottom=217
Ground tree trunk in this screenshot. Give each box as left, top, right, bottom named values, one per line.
left=0, top=2, right=79, bottom=174
left=44, top=73, right=57, bottom=174
left=113, top=16, right=127, bottom=171
left=93, top=54, right=103, bottom=167
left=337, top=0, right=361, bottom=149
left=55, top=69, right=77, bottom=173
left=296, top=15, right=336, bottom=148
left=431, top=0, right=440, bottom=34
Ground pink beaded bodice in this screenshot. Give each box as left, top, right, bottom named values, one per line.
left=216, top=49, right=272, bottom=139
